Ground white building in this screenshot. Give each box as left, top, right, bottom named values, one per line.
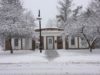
left=5, top=28, right=89, bottom=50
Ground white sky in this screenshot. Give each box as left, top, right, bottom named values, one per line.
left=23, top=0, right=92, bottom=27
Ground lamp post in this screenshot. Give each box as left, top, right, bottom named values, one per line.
left=37, top=10, right=42, bottom=53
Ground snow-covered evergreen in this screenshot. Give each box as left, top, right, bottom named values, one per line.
left=0, top=0, right=35, bottom=50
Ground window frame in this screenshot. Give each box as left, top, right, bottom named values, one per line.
left=14, top=38, right=19, bottom=47
left=71, top=37, right=75, bottom=45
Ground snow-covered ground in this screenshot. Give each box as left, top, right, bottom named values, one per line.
left=54, top=49, right=100, bottom=63
left=0, top=49, right=100, bottom=75
left=0, top=50, right=47, bottom=63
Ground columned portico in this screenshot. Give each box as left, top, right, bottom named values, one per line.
left=54, top=36, right=57, bottom=50
left=62, top=36, right=66, bottom=49
left=35, top=28, right=64, bottom=50
left=44, top=36, right=46, bottom=50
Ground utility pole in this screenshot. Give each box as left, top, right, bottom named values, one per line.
left=37, top=10, right=42, bottom=53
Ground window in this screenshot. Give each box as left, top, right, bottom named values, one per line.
left=14, top=39, right=18, bottom=46
left=49, top=39, right=52, bottom=44
left=71, top=37, right=75, bottom=45
left=81, top=38, right=86, bottom=46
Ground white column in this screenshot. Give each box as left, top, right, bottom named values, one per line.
left=54, top=36, right=57, bottom=50
left=68, top=36, right=71, bottom=48
left=78, top=37, right=81, bottom=48
left=0, top=36, right=5, bottom=50
left=11, top=38, right=14, bottom=50
left=22, top=38, right=25, bottom=49
left=25, top=38, right=29, bottom=50
left=18, top=38, right=21, bottom=50
left=29, top=38, right=32, bottom=49
left=63, top=36, right=66, bottom=49
left=75, top=37, right=78, bottom=48
left=3, top=38, right=5, bottom=50
left=44, top=36, right=46, bottom=50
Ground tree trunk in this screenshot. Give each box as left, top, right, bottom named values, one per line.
left=40, top=50, right=42, bottom=53
left=89, top=46, right=92, bottom=52
left=81, top=27, right=97, bottom=53
left=89, top=38, right=97, bottom=53
left=9, top=38, right=13, bottom=54
left=88, top=44, right=93, bottom=52
left=82, top=33, right=92, bottom=52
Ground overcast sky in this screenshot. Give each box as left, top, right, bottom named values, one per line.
left=23, top=0, right=92, bottom=27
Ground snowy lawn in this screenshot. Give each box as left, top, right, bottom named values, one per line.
left=54, top=49, right=100, bottom=63
left=0, top=49, right=100, bottom=63
left=0, top=49, right=100, bottom=75
left=0, top=50, right=48, bottom=63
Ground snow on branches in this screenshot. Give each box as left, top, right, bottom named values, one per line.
left=0, top=0, right=35, bottom=38
left=0, top=0, right=36, bottom=50
left=64, top=0, right=100, bottom=52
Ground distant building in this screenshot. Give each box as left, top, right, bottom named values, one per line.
left=5, top=28, right=89, bottom=50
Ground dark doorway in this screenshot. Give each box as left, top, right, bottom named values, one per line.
left=32, top=40, right=35, bottom=50
left=5, top=39, right=11, bottom=50
left=57, top=36, right=63, bottom=49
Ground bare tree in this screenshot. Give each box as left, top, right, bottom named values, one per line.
left=46, top=19, right=58, bottom=28
left=65, top=6, right=100, bottom=52
left=57, top=0, right=72, bottom=28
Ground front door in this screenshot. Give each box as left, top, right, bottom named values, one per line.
left=47, top=36, right=54, bottom=50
